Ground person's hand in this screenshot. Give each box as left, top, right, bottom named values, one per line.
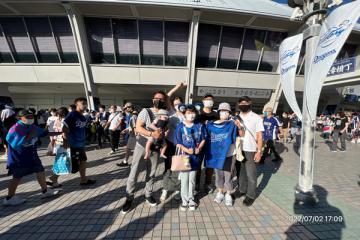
left=194, top=147, right=201, bottom=155
left=234, top=119, right=243, bottom=129
left=187, top=148, right=194, bottom=155
left=254, top=151, right=262, bottom=162
left=177, top=82, right=187, bottom=88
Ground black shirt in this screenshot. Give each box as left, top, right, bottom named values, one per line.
left=334, top=117, right=348, bottom=130
left=197, top=109, right=219, bottom=123
left=281, top=117, right=290, bottom=129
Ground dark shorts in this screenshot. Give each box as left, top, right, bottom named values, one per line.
left=8, top=163, right=45, bottom=179
left=70, top=147, right=87, bottom=174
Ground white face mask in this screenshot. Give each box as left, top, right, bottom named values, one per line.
left=203, top=100, right=214, bottom=108
left=51, top=112, right=56, bottom=116
left=219, top=111, right=230, bottom=120
left=24, top=119, right=34, bottom=125
left=185, top=113, right=196, bottom=122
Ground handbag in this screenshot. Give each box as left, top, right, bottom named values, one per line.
left=52, top=146, right=72, bottom=175
left=171, top=147, right=192, bottom=172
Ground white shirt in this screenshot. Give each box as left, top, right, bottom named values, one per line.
left=47, top=116, right=58, bottom=132
left=240, top=111, right=264, bottom=152
left=109, top=112, right=123, bottom=131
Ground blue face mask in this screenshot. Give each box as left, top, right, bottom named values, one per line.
left=263, top=112, right=268, bottom=118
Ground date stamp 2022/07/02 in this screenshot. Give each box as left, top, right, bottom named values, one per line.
left=287, top=215, right=344, bottom=223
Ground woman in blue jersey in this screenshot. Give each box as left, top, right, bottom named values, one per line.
left=175, top=105, right=206, bottom=211
left=205, top=103, right=243, bottom=206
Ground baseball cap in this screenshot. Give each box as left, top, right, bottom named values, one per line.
left=17, top=109, right=33, bottom=118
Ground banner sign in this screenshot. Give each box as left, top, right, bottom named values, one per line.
left=305, top=1, right=360, bottom=120
left=197, top=87, right=272, bottom=99
left=279, top=33, right=304, bottom=121
left=327, top=57, right=356, bottom=77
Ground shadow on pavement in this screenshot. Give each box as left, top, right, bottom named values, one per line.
left=256, top=159, right=283, bottom=198
left=285, top=185, right=345, bottom=240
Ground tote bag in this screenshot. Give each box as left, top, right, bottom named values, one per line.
left=171, top=147, right=191, bottom=172
left=52, top=146, right=72, bottom=175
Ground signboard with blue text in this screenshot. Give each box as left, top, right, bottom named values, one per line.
left=327, top=57, right=356, bottom=77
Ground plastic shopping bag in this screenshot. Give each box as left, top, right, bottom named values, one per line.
left=52, top=146, right=71, bottom=175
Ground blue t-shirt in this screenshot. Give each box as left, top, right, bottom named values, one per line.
left=64, top=111, right=87, bottom=148
left=263, top=117, right=279, bottom=141
left=175, top=122, right=206, bottom=170
left=205, top=120, right=237, bottom=170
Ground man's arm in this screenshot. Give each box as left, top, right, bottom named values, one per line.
left=254, top=131, right=263, bottom=162
left=135, top=118, right=161, bottom=139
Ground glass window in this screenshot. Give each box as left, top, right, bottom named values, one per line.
left=336, top=43, right=358, bottom=61
left=139, top=20, right=163, bottom=65
left=25, top=17, right=60, bottom=63
left=0, top=17, right=36, bottom=63
left=238, top=29, right=266, bottom=71
left=217, top=26, right=244, bottom=69
left=113, top=19, right=139, bottom=64
left=196, top=24, right=221, bottom=68
left=50, top=17, right=78, bottom=63
left=165, top=21, right=189, bottom=66
left=85, top=17, right=115, bottom=64
left=0, top=25, right=13, bottom=63
left=259, top=31, right=287, bottom=72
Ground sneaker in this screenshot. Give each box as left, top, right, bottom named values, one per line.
left=351, top=140, right=356, bottom=143
left=121, top=199, right=133, bottom=214
left=108, top=150, right=115, bottom=156
left=243, top=197, right=255, bottom=207
left=331, top=150, right=337, bottom=152
left=179, top=204, right=187, bottom=212
left=160, top=190, right=168, bottom=202
left=188, top=201, right=197, bottom=211
left=214, top=191, right=224, bottom=204
left=41, top=188, right=60, bottom=199
left=224, top=193, right=233, bottom=206
left=339, top=149, right=346, bottom=152
left=145, top=196, right=157, bottom=207
left=3, top=196, right=26, bottom=206
left=174, top=191, right=181, bottom=201
left=117, top=162, right=129, bottom=167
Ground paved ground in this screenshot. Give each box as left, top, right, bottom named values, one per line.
left=0, top=135, right=359, bottom=240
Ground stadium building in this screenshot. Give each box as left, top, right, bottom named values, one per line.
left=0, top=0, right=360, bottom=113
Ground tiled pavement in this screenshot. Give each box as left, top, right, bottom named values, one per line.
left=0, top=136, right=359, bottom=240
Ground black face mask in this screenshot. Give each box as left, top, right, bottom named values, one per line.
left=239, top=104, right=251, bottom=112
left=153, top=100, right=167, bottom=110
left=156, top=119, right=168, bottom=129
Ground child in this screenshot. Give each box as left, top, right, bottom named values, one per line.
left=175, top=105, right=206, bottom=211
left=144, top=109, right=169, bottom=159
left=3, top=109, right=62, bottom=206
left=205, top=103, right=240, bottom=206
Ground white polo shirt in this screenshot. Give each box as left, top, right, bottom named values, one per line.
left=240, top=111, right=264, bottom=152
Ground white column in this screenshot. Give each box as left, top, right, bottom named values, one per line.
left=185, top=10, right=201, bottom=104
left=63, top=3, right=97, bottom=110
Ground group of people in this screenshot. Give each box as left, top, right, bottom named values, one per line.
left=0, top=83, right=298, bottom=211
left=317, top=112, right=360, bottom=152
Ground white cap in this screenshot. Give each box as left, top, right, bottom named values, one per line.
left=218, top=102, right=231, bottom=112
left=157, top=109, right=169, bottom=116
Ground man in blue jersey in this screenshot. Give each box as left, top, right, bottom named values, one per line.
left=259, top=107, right=282, bottom=165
